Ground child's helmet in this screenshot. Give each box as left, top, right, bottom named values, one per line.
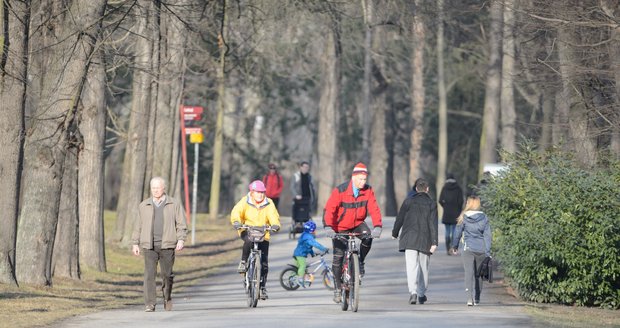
left=303, top=221, right=316, bottom=233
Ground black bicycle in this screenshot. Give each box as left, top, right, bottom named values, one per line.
left=333, top=232, right=371, bottom=312
left=237, top=224, right=275, bottom=307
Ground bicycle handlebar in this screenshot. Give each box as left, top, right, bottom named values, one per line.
left=237, top=224, right=277, bottom=232
left=332, top=232, right=372, bottom=240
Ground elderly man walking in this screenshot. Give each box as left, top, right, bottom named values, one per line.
left=131, top=177, right=187, bottom=312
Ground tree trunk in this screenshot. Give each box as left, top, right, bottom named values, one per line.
left=436, top=0, right=447, bottom=206
left=52, top=147, right=80, bottom=279
left=539, top=89, right=554, bottom=152
left=316, top=16, right=341, bottom=211
left=369, top=24, right=388, bottom=214
left=408, top=0, right=425, bottom=187
left=478, top=0, right=503, bottom=177
left=153, top=0, right=187, bottom=185
left=78, top=49, right=107, bottom=272
left=557, top=28, right=597, bottom=167
left=143, top=0, right=162, bottom=198
left=360, top=0, right=374, bottom=164
left=501, top=0, right=517, bottom=154
left=120, top=0, right=155, bottom=244
left=0, top=0, right=29, bottom=285
left=15, top=0, right=107, bottom=286
left=209, top=0, right=228, bottom=220
left=610, top=25, right=620, bottom=158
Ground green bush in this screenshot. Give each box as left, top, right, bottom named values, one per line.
left=479, top=147, right=620, bottom=309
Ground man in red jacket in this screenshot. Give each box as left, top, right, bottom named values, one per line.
left=323, top=162, right=382, bottom=303
left=262, top=163, right=284, bottom=209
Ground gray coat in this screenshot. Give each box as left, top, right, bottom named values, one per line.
left=391, top=192, right=438, bottom=255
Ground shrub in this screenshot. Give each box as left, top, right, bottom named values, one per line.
left=479, top=147, right=620, bottom=309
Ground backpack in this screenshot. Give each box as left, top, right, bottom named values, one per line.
left=477, top=256, right=493, bottom=283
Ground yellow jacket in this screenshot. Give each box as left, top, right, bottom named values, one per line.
left=230, top=193, right=281, bottom=241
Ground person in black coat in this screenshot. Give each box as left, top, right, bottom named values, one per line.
left=438, top=174, right=463, bottom=255
left=391, top=179, right=438, bottom=305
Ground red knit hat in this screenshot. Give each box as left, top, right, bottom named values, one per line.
left=352, top=162, right=369, bottom=176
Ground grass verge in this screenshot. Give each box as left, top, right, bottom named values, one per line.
left=0, top=211, right=239, bottom=328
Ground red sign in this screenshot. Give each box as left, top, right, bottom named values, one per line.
left=185, top=127, right=203, bottom=135
left=182, top=106, right=204, bottom=115
left=183, top=113, right=202, bottom=121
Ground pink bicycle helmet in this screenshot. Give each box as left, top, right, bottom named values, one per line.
left=249, top=180, right=267, bottom=192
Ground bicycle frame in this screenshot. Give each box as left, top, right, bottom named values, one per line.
left=279, top=253, right=335, bottom=291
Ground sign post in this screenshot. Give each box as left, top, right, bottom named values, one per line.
left=189, top=130, right=204, bottom=245
left=180, top=106, right=204, bottom=229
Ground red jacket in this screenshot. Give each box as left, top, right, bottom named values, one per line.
left=323, top=181, right=382, bottom=232
left=262, top=172, right=283, bottom=198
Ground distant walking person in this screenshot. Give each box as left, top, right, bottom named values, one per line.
left=290, top=161, right=316, bottom=223
left=438, top=174, right=464, bottom=254
left=451, top=195, right=492, bottom=306
left=391, top=178, right=438, bottom=305
left=131, top=177, right=187, bottom=312
left=262, top=163, right=284, bottom=209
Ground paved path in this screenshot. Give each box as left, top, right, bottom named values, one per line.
left=59, top=217, right=534, bottom=327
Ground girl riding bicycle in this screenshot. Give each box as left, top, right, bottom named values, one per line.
left=293, top=221, right=328, bottom=287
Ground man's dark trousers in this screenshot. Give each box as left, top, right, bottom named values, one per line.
left=143, top=246, right=175, bottom=307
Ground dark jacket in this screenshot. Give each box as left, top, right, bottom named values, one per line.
left=452, top=211, right=492, bottom=256
left=438, top=179, right=464, bottom=224
left=391, top=192, right=438, bottom=255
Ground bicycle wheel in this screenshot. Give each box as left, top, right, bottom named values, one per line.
left=350, top=254, right=360, bottom=312
left=246, top=254, right=260, bottom=307
left=322, top=269, right=335, bottom=290
left=279, top=267, right=300, bottom=290
left=252, top=253, right=261, bottom=307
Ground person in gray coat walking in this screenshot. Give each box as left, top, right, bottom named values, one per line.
left=392, top=179, right=438, bottom=305
left=451, top=195, right=492, bottom=306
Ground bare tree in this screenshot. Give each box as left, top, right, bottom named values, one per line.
left=120, top=0, right=155, bottom=244
left=16, top=0, right=107, bottom=286
left=316, top=6, right=342, bottom=210
left=52, top=146, right=80, bottom=279
left=151, top=0, right=188, bottom=184
left=209, top=0, right=228, bottom=220
left=408, top=0, right=425, bottom=187
left=360, top=0, right=374, bottom=164
left=478, top=0, right=503, bottom=176
left=436, top=0, right=447, bottom=205
left=501, top=0, right=517, bottom=153
left=0, top=0, right=29, bottom=285
left=78, top=49, right=107, bottom=272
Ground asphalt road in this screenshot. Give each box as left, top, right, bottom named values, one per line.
left=59, top=217, right=534, bottom=327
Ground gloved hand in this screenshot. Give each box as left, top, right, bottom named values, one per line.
left=271, top=224, right=280, bottom=232
left=325, top=227, right=336, bottom=238
left=233, top=221, right=241, bottom=230
left=371, top=226, right=382, bottom=238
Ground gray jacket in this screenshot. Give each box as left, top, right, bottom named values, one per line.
left=452, top=211, right=492, bottom=256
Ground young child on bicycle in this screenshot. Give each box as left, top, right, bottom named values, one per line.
left=293, top=221, right=328, bottom=287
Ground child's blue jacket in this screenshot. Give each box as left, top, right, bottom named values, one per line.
left=293, top=232, right=327, bottom=257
